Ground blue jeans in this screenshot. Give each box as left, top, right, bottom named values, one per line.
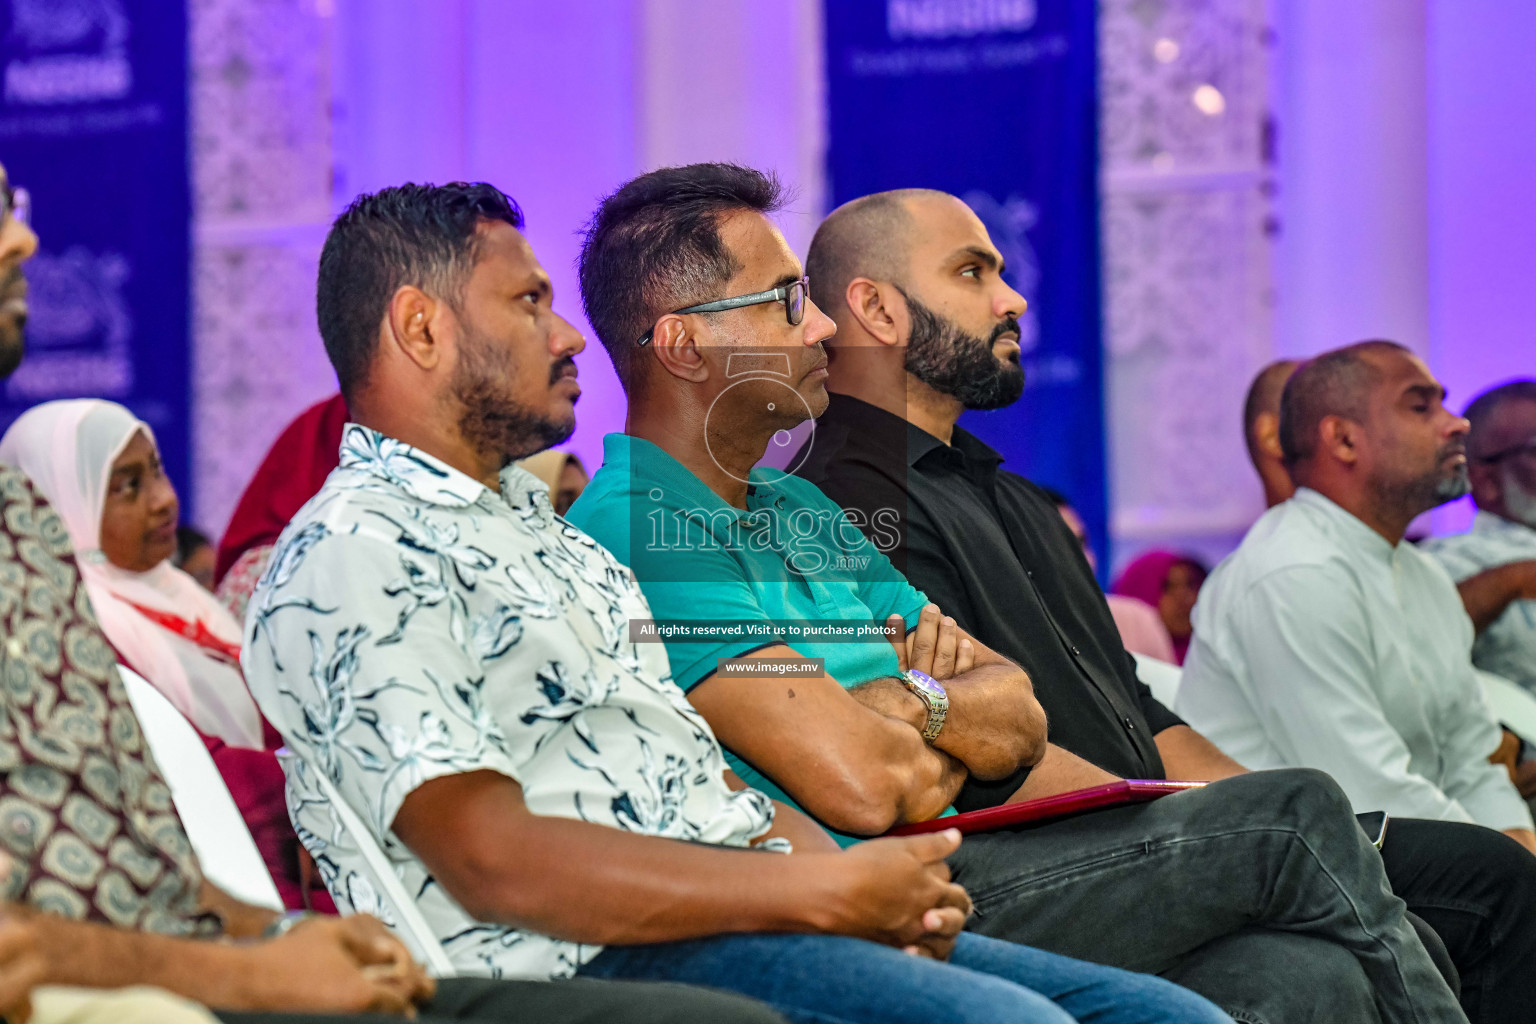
left=579, top=931, right=1231, bottom=1024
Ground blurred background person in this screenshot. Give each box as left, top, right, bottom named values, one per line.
left=1111, top=552, right=1209, bottom=665
left=1425, top=381, right=1536, bottom=696
left=176, top=525, right=217, bottom=591
left=1045, top=488, right=1177, bottom=663
left=214, top=394, right=347, bottom=622
left=515, top=449, right=589, bottom=515
left=1245, top=360, right=1303, bottom=509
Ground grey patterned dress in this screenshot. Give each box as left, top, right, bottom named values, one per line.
left=242, top=425, right=780, bottom=980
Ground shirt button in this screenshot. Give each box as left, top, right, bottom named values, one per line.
left=1026, top=570, right=1034, bottom=578
left=1070, top=645, right=1081, bottom=656
left=1123, top=717, right=1136, bottom=731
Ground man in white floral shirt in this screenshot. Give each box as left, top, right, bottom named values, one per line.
left=242, top=181, right=1230, bottom=1024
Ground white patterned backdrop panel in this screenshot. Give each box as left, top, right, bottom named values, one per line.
left=190, top=0, right=335, bottom=538
left=1099, top=0, right=1275, bottom=562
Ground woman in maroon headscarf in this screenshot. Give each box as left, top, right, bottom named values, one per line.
left=215, top=394, right=349, bottom=621
left=1111, top=551, right=1210, bottom=665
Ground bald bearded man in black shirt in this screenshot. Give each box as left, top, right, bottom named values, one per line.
left=794, top=188, right=1536, bottom=1024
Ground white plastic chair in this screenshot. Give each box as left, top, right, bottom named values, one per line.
left=301, top=758, right=458, bottom=977
left=1132, top=652, right=1184, bottom=710
left=1478, top=669, right=1536, bottom=740
left=117, top=665, right=284, bottom=911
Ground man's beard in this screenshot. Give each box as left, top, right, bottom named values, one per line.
left=451, top=329, right=575, bottom=468
left=1378, top=441, right=1471, bottom=517
left=1502, top=465, right=1536, bottom=530
left=900, top=289, right=1025, bottom=411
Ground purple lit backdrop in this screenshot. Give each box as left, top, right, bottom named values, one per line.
left=184, top=0, right=1533, bottom=547
left=327, top=0, right=822, bottom=481
left=331, top=0, right=639, bottom=476
left=1276, top=0, right=1536, bottom=537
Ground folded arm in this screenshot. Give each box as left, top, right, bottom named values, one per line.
left=690, top=646, right=967, bottom=835
left=863, top=604, right=1047, bottom=781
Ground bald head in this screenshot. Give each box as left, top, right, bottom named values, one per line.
left=1243, top=359, right=1300, bottom=507
left=806, top=188, right=951, bottom=323
left=1244, top=360, right=1298, bottom=461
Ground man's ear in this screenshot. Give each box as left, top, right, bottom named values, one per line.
left=1255, top=411, right=1283, bottom=460
left=844, top=278, right=904, bottom=347
left=386, top=286, right=443, bottom=371
left=1319, top=415, right=1360, bottom=467
left=647, top=314, right=711, bottom=383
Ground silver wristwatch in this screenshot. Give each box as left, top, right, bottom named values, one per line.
left=901, top=668, right=949, bottom=742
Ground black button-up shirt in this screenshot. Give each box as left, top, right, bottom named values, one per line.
left=794, top=394, right=1183, bottom=810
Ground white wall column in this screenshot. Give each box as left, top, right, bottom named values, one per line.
left=1273, top=0, right=1429, bottom=358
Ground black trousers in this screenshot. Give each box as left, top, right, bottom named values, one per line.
left=213, top=976, right=788, bottom=1024
left=1380, top=817, right=1536, bottom=1024
left=948, top=769, right=1463, bottom=1024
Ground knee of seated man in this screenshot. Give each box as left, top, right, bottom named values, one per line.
left=1230, top=767, right=1358, bottom=833
left=1164, top=930, right=1377, bottom=1024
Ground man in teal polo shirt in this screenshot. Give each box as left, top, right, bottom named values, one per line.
left=566, top=163, right=1471, bottom=1024
left=575, top=431, right=969, bottom=829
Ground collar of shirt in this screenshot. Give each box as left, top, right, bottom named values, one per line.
left=1291, top=486, right=1400, bottom=564
left=598, top=431, right=791, bottom=524
left=337, top=422, right=553, bottom=514
left=819, top=393, right=1004, bottom=485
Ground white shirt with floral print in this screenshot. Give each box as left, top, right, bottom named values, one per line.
left=242, top=425, right=779, bottom=980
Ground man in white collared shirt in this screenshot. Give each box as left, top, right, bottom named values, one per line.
left=1423, top=381, right=1536, bottom=699
left=1178, top=341, right=1536, bottom=853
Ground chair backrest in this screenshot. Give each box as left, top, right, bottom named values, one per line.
left=1478, top=669, right=1536, bottom=740
left=117, top=664, right=284, bottom=911
left=1132, top=652, right=1184, bottom=709
left=301, top=757, right=458, bottom=977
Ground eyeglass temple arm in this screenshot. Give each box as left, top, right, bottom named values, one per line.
left=675, top=287, right=786, bottom=316
left=638, top=280, right=802, bottom=346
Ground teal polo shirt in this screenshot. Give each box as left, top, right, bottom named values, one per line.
left=567, top=434, right=929, bottom=837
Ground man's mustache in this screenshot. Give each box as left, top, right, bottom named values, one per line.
left=549, top=356, right=577, bottom=384
left=989, top=317, right=1021, bottom=345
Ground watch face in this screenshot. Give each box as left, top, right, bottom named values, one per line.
left=906, top=669, right=945, bottom=698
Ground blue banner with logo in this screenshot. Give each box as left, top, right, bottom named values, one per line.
left=0, top=0, right=190, bottom=505
left=825, top=0, right=1107, bottom=570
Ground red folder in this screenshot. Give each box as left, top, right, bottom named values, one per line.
left=887, top=780, right=1208, bottom=837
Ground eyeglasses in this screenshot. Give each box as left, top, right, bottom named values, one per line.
left=1, top=183, right=30, bottom=227
left=1478, top=440, right=1536, bottom=465
left=638, top=276, right=809, bottom=346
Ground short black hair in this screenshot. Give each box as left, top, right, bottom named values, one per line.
left=1464, top=379, right=1536, bottom=460
left=578, top=163, right=785, bottom=394
left=316, top=182, right=524, bottom=400
left=1278, top=340, right=1410, bottom=468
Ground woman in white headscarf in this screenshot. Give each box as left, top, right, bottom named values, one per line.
left=0, top=399, right=263, bottom=746
left=0, top=399, right=332, bottom=911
